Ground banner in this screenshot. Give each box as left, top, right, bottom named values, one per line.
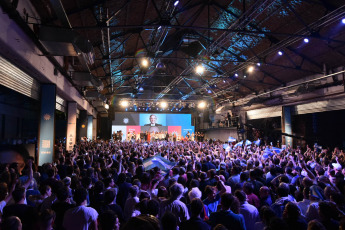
left=38, top=84, right=56, bottom=165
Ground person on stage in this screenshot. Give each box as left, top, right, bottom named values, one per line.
left=144, top=115, right=162, bottom=126
left=165, top=131, right=169, bottom=141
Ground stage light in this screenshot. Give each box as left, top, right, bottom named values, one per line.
left=278, top=51, right=283, bottom=56
left=195, top=65, right=205, bottom=75
left=248, top=66, right=254, bottom=73
left=342, top=18, right=345, bottom=24
left=160, top=101, right=168, bottom=109
left=120, top=100, right=129, bottom=107
left=139, top=87, right=144, bottom=92
left=198, top=101, right=206, bottom=109
left=234, top=73, right=238, bottom=77
left=257, top=63, right=261, bottom=66
left=174, top=0, right=179, bottom=6
left=104, top=104, right=109, bottom=110
left=304, top=38, right=309, bottom=43
left=244, top=75, right=247, bottom=78
left=223, top=80, right=226, bottom=83
left=141, top=58, right=149, bottom=67
left=207, top=89, right=212, bottom=93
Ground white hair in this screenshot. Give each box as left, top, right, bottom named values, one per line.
left=188, top=187, right=202, bottom=201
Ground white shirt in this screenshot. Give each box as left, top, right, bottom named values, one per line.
left=240, top=201, right=260, bottom=230
left=63, top=206, right=98, bottom=230
left=297, top=199, right=311, bottom=216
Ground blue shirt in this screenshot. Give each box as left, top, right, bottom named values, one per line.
left=209, top=210, right=246, bottom=230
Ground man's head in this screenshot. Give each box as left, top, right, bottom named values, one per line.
left=220, top=193, right=235, bottom=210
left=73, top=187, right=88, bottom=206
left=12, top=186, right=26, bottom=203
left=259, top=186, right=270, bottom=199
left=190, top=198, right=204, bottom=217
left=149, top=115, right=157, bottom=124
left=0, top=145, right=29, bottom=174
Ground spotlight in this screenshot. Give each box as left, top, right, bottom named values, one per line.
left=342, top=18, right=345, bottom=24
left=223, top=80, right=226, bottom=83
left=174, top=0, right=179, bottom=6
left=104, top=104, right=109, bottom=110
left=248, top=66, right=254, bottom=73
left=278, top=51, right=283, bottom=56
left=244, top=75, right=247, bottom=78
left=120, top=101, right=129, bottom=107
left=234, top=73, right=238, bottom=77
left=198, top=101, right=206, bottom=109
left=207, top=89, right=212, bottom=93
left=139, top=87, right=144, bottom=92
left=304, top=38, right=309, bottom=43
left=257, top=63, right=261, bottom=66
left=195, top=65, right=205, bottom=75
left=141, top=58, right=149, bottom=67
left=160, top=101, right=168, bottom=109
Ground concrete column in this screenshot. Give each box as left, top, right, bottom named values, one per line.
left=78, top=110, right=88, bottom=140
left=38, top=84, right=56, bottom=165
left=282, top=106, right=293, bottom=146
left=66, top=102, right=77, bottom=151
left=92, top=118, right=97, bottom=140
left=87, top=115, right=93, bottom=140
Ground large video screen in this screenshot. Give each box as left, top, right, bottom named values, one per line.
left=112, top=113, right=194, bottom=140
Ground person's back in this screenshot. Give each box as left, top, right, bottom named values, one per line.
left=3, top=186, right=38, bottom=230
left=235, top=190, right=259, bottom=230
left=159, top=183, right=190, bottom=225
left=209, top=193, right=246, bottom=230
left=63, top=188, right=98, bottom=230
left=180, top=198, right=211, bottom=230
left=52, top=187, right=75, bottom=230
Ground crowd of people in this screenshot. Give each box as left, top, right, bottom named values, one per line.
left=0, top=139, right=344, bottom=230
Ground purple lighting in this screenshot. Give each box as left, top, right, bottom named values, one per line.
left=342, top=18, right=345, bottom=24
left=278, top=51, right=283, bottom=56
left=174, top=1, right=179, bottom=6
left=304, top=38, right=309, bottom=43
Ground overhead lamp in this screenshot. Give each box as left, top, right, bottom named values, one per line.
left=198, top=101, right=206, bottom=109
left=120, top=100, right=129, bottom=107
left=141, top=58, right=149, bottom=67
left=234, top=73, right=238, bottom=77
left=207, top=89, right=212, bottom=94
left=223, top=80, right=226, bottom=83
left=139, top=87, right=144, bottom=92
left=244, top=75, right=247, bottom=78
left=257, top=63, right=261, bottom=66
left=174, top=1, right=179, bottom=6
left=278, top=51, right=283, bottom=56
left=342, top=18, right=345, bottom=24
left=247, top=66, right=254, bottom=73
left=160, top=101, right=168, bottom=109
left=195, top=64, right=205, bottom=75
left=104, top=103, right=109, bottom=110
left=304, top=38, right=309, bottom=43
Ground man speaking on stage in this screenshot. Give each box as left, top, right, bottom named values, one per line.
left=144, top=114, right=162, bottom=126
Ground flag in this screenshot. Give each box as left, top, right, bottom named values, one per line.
left=254, top=139, right=261, bottom=146
left=228, top=137, right=236, bottom=142
left=143, top=155, right=176, bottom=172
left=272, top=147, right=283, bottom=153
left=234, top=141, right=243, bottom=148
left=245, top=140, right=252, bottom=146
left=263, top=147, right=273, bottom=159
